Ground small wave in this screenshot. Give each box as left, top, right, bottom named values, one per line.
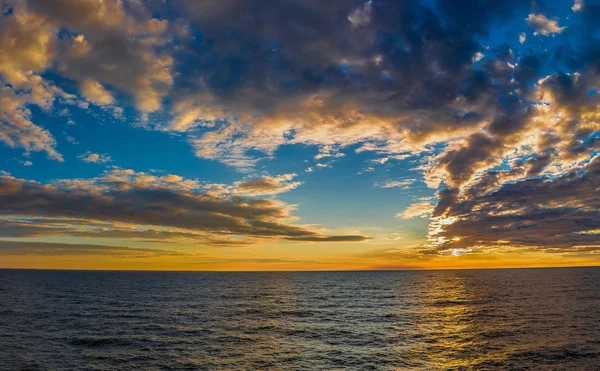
left=181, top=328, right=215, bottom=335
left=280, top=310, right=315, bottom=318
left=213, top=335, right=256, bottom=344
left=68, top=337, right=131, bottom=347
left=431, top=299, right=472, bottom=307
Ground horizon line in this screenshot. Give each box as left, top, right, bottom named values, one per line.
left=1, top=265, right=599, bottom=273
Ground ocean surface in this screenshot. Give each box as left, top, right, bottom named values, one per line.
left=1, top=268, right=600, bottom=370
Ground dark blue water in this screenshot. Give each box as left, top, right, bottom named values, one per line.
left=1, top=268, right=600, bottom=370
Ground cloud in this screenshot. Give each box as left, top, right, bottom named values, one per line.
left=0, top=82, right=66, bottom=161
left=0, top=170, right=367, bottom=245
left=397, top=202, right=435, bottom=219
left=0, top=0, right=177, bottom=160
left=430, top=133, right=505, bottom=188
left=572, top=0, right=584, bottom=12
left=166, top=0, right=564, bottom=185
left=0, top=217, right=251, bottom=246
left=526, top=14, right=566, bottom=36
left=427, top=155, right=600, bottom=253
left=286, top=235, right=370, bottom=242
left=28, top=0, right=175, bottom=111
left=0, top=240, right=189, bottom=257
left=0, top=3, right=54, bottom=87
left=162, top=0, right=520, bottom=169
left=386, top=233, right=404, bottom=241
left=77, top=152, right=112, bottom=163
left=0, top=0, right=541, bottom=173
left=0, top=3, right=65, bottom=160
left=79, top=78, right=114, bottom=105
left=404, top=62, right=600, bottom=255
left=348, top=1, right=372, bottom=28
left=375, top=179, right=416, bottom=189
left=519, top=32, right=527, bottom=44
left=235, top=174, right=302, bottom=196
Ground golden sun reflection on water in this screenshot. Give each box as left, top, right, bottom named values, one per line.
left=404, top=272, right=485, bottom=369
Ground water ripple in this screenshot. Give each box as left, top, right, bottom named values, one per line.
left=1, top=268, right=599, bottom=370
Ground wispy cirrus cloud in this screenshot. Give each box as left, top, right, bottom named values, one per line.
left=374, top=179, right=416, bottom=189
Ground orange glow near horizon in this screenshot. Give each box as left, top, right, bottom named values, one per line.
left=2, top=246, right=599, bottom=271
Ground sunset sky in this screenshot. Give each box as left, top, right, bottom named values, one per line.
left=1, top=0, right=600, bottom=270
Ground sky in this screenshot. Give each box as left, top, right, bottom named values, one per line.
left=1, top=0, right=600, bottom=270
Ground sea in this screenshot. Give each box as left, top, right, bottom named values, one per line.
left=1, top=267, right=599, bottom=370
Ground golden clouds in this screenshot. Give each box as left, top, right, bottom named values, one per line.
left=77, top=151, right=112, bottom=163
left=0, top=2, right=63, bottom=159
left=0, top=0, right=176, bottom=159
left=0, top=3, right=54, bottom=87
left=79, top=78, right=114, bottom=105
left=397, top=202, right=435, bottom=219
left=235, top=174, right=302, bottom=196
left=526, top=13, right=566, bottom=36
